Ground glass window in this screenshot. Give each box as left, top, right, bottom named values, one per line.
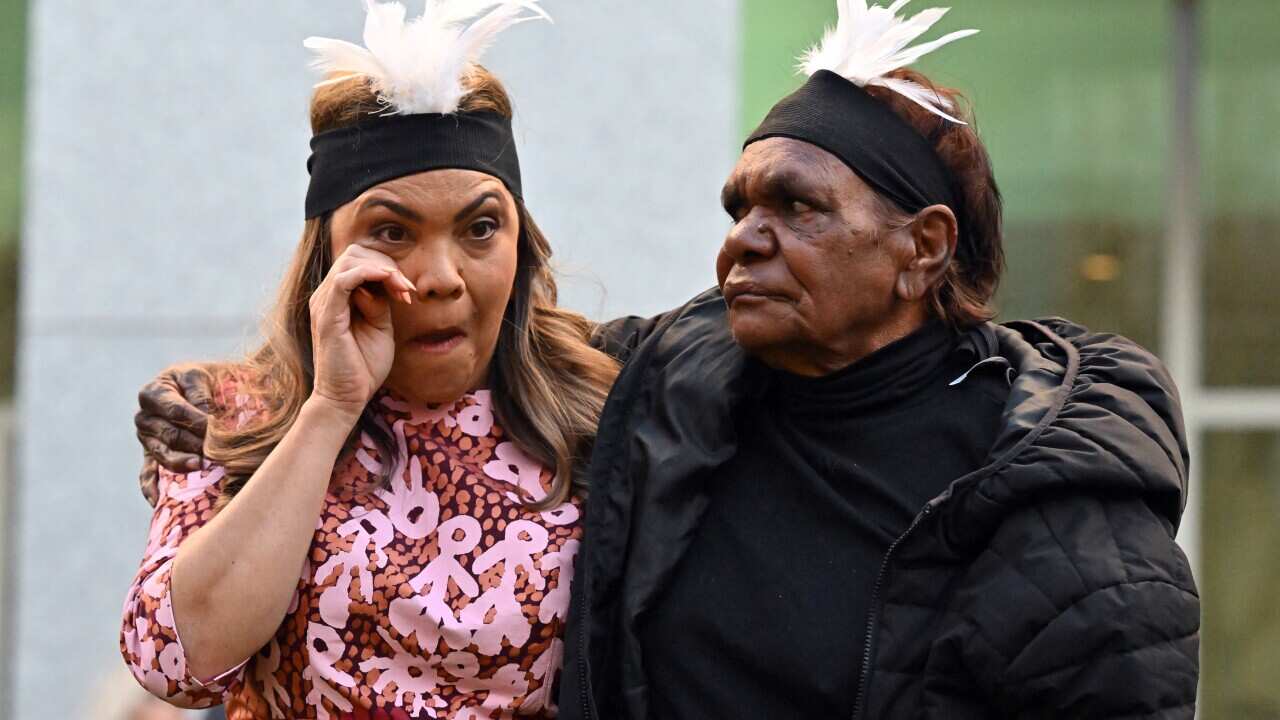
left=1201, top=0, right=1280, bottom=386
left=1201, top=430, right=1280, bottom=718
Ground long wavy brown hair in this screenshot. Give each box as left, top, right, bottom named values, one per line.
left=205, top=67, right=620, bottom=510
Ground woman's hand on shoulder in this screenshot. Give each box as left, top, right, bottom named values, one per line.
left=308, top=244, right=414, bottom=423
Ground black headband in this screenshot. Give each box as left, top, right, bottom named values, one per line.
left=745, top=70, right=962, bottom=243
left=305, top=110, right=522, bottom=219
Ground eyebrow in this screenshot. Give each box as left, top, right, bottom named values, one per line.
left=357, top=197, right=423, bottom=223
left=759, top=167, right=821, bottom=201
left=721, top=177, right=744, bottom=214
left=453, top=190, right=502, bottom=222
left=721, top=166, right=825, bottom=215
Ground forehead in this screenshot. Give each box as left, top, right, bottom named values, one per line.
left=355, top=169, right=510, bottom=209
left=732, top=137, right=847, bottom=180
left=728, top=137, right=863, bottom=194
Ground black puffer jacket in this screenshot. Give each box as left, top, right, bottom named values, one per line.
left=562, top=289, right=1199, bottom=719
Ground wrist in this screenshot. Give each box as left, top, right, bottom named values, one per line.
left=300, top=394, right=365, bottom=436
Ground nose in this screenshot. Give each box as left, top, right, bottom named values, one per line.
left=402, top=241, right=465, bottom=301
left=721, top=208, right=778, bottom=264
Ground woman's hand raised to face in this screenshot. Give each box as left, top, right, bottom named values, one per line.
left=309, top=244, right=416, bottom=422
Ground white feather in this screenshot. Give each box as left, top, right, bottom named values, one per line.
left=799, top=0, right=978, bottom=124
left=868, top=76, right=966, bottom=124
left=303, top=0, right=550, bottom=115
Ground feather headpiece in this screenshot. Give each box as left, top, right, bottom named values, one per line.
left=304, top=0, right=550, bottom=115
left=798, top=0, right=978, bottom=123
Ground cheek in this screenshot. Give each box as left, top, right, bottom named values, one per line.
left=469, top=235, right=520, bottom=333
left=787, top=233, right=894, bottom=312
left=715, top=246, right=734, bottom=287
left=817, top=243, right=898, bottom=320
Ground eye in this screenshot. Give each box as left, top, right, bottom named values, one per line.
left=467, top=218, right=498, bottom=242
left=791, top=200, right=815, bottom=214
left=372, top=224, right=409, bottom=244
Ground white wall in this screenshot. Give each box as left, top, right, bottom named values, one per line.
left=13, top=2, right=738, bottom=717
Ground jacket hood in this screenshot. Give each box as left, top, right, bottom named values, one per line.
left=932, top=318, right=1190, bottom=550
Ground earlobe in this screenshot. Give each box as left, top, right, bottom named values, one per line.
left=896, top=204, right=957, bottom=302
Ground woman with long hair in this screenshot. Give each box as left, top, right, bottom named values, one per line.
left=120, top=3, right=618, bottom=718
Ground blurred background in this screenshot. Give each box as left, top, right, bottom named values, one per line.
left=0, top=1, right=1276, bottom=718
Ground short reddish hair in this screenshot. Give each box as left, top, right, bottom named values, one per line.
left=864, top=68, right=1005, bottom=328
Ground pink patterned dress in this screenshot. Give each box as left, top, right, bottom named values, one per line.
left=121, top=379, right=581, bottom=719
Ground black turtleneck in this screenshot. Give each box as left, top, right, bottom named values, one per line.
left=638, top=321, right=1012, bottom=720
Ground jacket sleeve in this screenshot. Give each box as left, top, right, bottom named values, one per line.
left=960, top=494, right=1200, bottom=719
left=590, top=314, right=668, bottom=364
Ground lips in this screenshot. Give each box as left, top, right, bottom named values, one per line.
left=409, top=326, right=465, bottom=354
left=723, top=280, right=790, bottom=306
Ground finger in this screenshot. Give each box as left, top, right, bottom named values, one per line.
left=137, top=376, right=209, bottom=434
left=175, top=366, right=216, bottom=414
left=352, top=285, right=393, bottom=329
left=139, top=456, right=160, bottom=507
left=331, top=247, right=415, bottom=299
left=136, top=413, right=206, bottom=456
left=142, top=436, right=203, bottom=473
left=331, top=244, right=398, bottom=277
left=317, top=266, right=398, bottom=321
left=392, top=270, right=417, bottom=299
left=378, top=273, right=414, bottom=305
left=331, top=265, right=393, bottom=294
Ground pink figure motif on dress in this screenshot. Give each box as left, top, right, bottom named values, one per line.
left=253, top=639, right=292, bottom=719
left=304, top=664, right=355, bottom=720
left=463, top=520, right=550, bottom=654
left=484, top=441, right=548, bottom=503
left=359, top=627, right=447, bottom=717
left=355, top=431, right=385, bottom=475
left=129, top=616, right=170, bottom=696
left=443, top=652, right=530, bottom=714
left=306, top=622, right=356, bottom=719
left=457, top=390, right=495, bottom=437
left=165, top=464, right=224, bottom=502
left=314, top=509, right=394, bottom=627
left=540, top=500, right=579, bottom=527
left=538, top=538, right=579, bottom=624
left=380, top=423, right=441, bottom=539
left=396, top=515, right=483, bottom=651
left=380, top=394, right=457, bottom=428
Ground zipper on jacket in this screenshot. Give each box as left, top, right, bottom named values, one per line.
left=850, top=501, right=937, bottom=720
left=576, top=562, right=597, bottom=720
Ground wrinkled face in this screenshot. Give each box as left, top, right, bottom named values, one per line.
left=329, top=169, right=519, bottom=404
left=717, top=137, right=915, bottom=376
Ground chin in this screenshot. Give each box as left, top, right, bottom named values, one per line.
left=727, top=313, right=796, bottom=359
left=388, top=359, right=479, bottom=405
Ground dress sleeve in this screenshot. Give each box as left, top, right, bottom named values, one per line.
left=120, top=461, right=251, bottom=708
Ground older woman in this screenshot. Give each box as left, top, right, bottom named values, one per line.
left=121, top=3, right=623, bottom=718
left=135, top=2, right=1200, bottom=718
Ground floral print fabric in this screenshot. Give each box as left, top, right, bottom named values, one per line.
left=121, top=380, right=581, bottom=719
